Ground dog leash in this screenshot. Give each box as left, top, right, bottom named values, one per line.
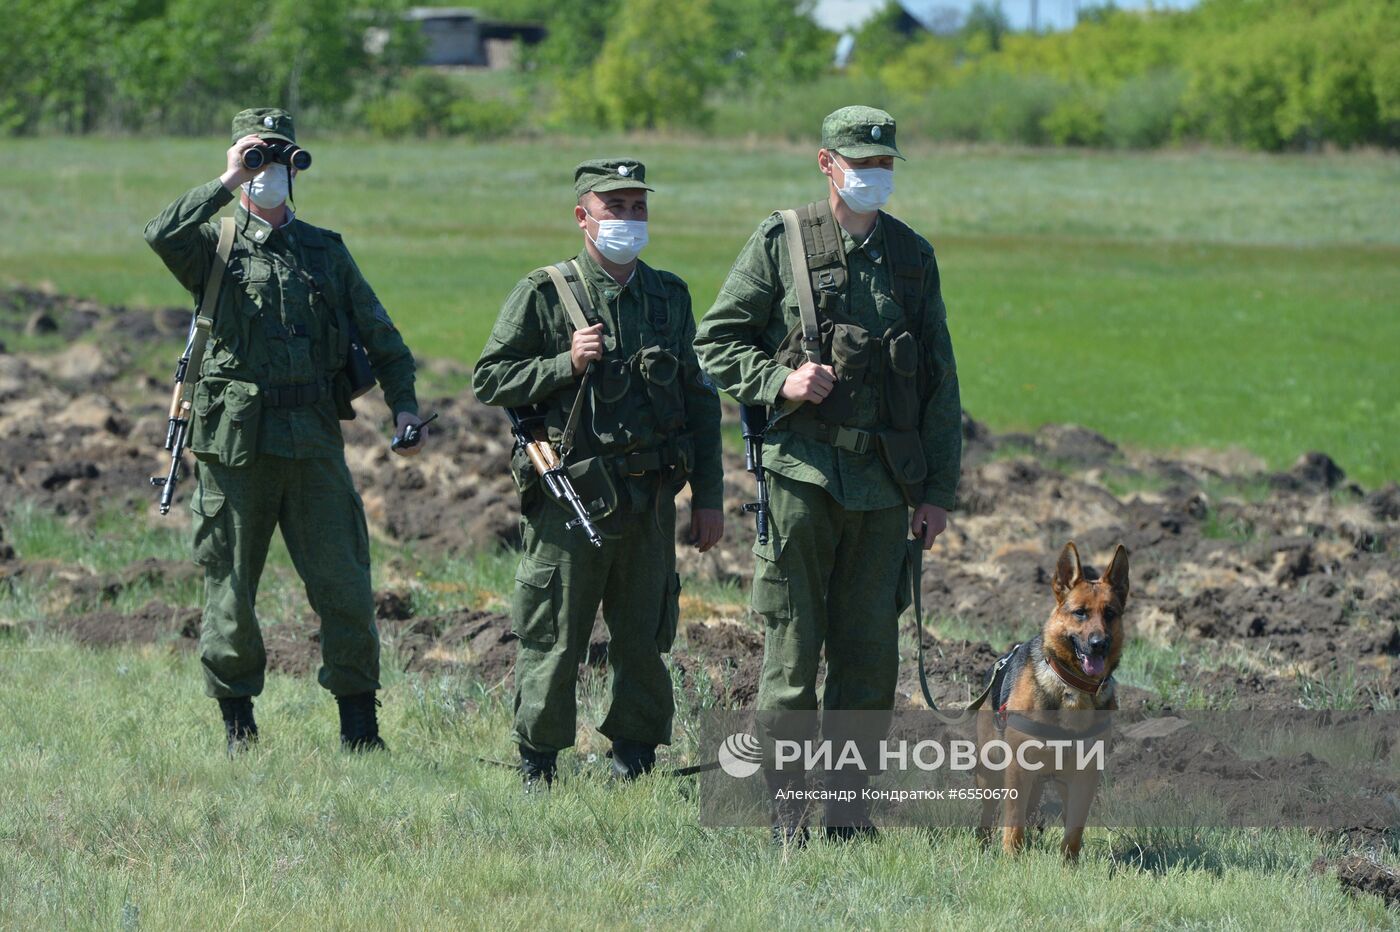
left=908, top=538, right=1015, bottom=725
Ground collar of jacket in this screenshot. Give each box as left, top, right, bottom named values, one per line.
left=575, top=248, right=639, bottom=295
left=236, top=203, right=296, bottom=245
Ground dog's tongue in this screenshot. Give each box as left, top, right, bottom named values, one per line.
left=1080, top=654, right=1106, bottom=678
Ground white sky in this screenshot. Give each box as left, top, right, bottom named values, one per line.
left=813, top=0, right=1199, bottom=33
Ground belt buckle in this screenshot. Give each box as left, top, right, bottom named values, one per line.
left=835, top=426, right=868, bottom=454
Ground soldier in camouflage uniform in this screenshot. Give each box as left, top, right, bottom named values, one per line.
left=144, top=109, right=426, bottom=753
left=695, top=107, right=962, bottom=842
left=473, top=159, right=724, bottom=785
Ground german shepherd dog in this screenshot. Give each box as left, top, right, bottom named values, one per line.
left=974, top=541, right=1129, bottom=860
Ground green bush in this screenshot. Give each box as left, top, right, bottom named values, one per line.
left=1103, top=69, right=1185, bottom=149
left=362, top=71, right=525, bottom=139
left=921, top=72, right=1065, bottom=146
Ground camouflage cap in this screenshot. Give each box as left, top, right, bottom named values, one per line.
left=821, top=105, right=903, bottom=161
left=231, top=108, right=296, bottom=144
left=573, top=158, right=653, bottom=199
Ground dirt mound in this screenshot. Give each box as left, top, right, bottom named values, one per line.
left=47, top=600, right=201, bottom=647
left=4, top=287, right=1399, bottom=713
left=1314, top=856, right=1400, bottom=909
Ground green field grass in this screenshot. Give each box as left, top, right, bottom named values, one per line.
left=3, top=639, right=1398, bottom=930
left=2, top=137, right=1397, bottom=485
left=2, top=418, right=1398, bottom=926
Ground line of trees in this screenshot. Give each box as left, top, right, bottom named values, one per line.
left=2, top=0, right=1396, bottom=151
left=855, top=0, right=1400, bottom=150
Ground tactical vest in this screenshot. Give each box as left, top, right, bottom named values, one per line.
left=537, top=260, right=695, bottom=489
left=211, top=222, right=354, bottom=408
left=771, top=199, right=930, bottom=505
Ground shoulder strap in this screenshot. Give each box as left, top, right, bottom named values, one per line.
left=536, top=260, right=598, bottom=458
left=540, top=261, right=597, bottom=333
left=778, top=209, right=823, bottom=365
left=176, top=217, right=235, bottom=413
left=800, top=199, right=847, bottom=296
left=879, top=212, right=926, bottom=322
left=202, top=217, right=236, bottom=322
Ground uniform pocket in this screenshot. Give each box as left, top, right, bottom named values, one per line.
left=656, top=572, right=681, bottom=653
left=511, top=557, right=559, bottom=647
left=349, top=491, right=371, bottom=570
left=191, top=378, right=263, bottom=467
left=190, top=480, right=228, bottom=569
left=750, top=537, right=790, bottom=622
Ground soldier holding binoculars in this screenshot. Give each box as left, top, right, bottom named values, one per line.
left=144, top=108, right=427, bottom=755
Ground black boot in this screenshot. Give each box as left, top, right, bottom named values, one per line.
left=218, top=697, right=258, bottom=755
left=609, top=739, right=657, bottom=781
left=519, top=744, right=557, bottom=791
left=337, top=692, right=387, bottom=752
left=765, top=770, right=811, bottom=848
left=823, top=770, right=879, bottom=844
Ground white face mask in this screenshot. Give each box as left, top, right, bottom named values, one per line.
left=243, top=163, right=290, bottom=209
left=586, top=213, right=648, bottom=264
left=831, top=160, right=894, bottom=213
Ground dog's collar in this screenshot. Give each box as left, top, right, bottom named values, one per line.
left=1044, top=649, right=1109, bottom=696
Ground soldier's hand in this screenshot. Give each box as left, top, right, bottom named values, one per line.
left=911, top=504, right=947, bottom=550
left=690, top=508, right=724, bottom=553
left=571, top=323, right=605, bottom=376
left=392, top=411, right=427, bottom=457
left=220, top=135, right=264, bottom=191
left=779, top=362, right=837, bottom=404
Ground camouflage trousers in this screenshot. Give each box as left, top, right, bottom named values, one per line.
left=751, top=470, right=909, bottom=716
left=511, top=479, right=680, bottom=754
left=190, top=454, right=379, bottom=699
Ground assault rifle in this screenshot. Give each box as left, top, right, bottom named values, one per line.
left=150, top=216, right=234, bottom=516
left=739, top=404, right=770, bottom=545
left=150, top=315, right=209, bottom=515
left=506, top=406, right=603, bottom=548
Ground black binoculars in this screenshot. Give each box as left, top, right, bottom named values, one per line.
left=242, top=141, right=312, bottom=172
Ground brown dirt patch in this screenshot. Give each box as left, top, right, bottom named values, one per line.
left=4, top=287, right=1399, bottom=714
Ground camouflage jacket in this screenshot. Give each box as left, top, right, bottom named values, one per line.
left=472, top=250, right=724, bottom=512
left=144, top=179, right=417, bottom=461
left=694, top=210, right=961, bottom=511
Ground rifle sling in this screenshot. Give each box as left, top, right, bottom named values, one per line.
left=178, top=217, right=235, bottom=415
left=540, top=260, right=598, bottom=457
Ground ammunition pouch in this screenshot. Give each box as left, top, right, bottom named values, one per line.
left=561, top=455, right=620, bottom=522
left=876, top=428, right=928, bottom=507
left=191, top=377, right=262, bottom=468
left=884, top=329, right=922, bottom=430
left=638, top=344, right=687, bottom=434
left=774, top=316, right=876, bottom=427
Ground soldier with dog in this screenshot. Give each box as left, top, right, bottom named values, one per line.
left=695, top=106, right=963, bottom=843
